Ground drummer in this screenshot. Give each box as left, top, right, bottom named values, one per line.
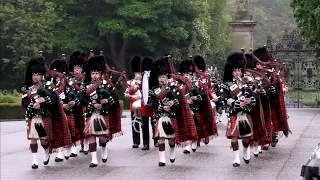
left=124, top=56, right=142, bottom=148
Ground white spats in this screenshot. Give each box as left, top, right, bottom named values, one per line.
left=169, top=147, right=175, bottom=163
left=101, top=146, right=108, bottom=163
left=70, top=146, right=78, bottom=156
left=191, top=141, right=197, bottom=152
left=83, top=139, right=89, bottom=152
left=32, top=153, right=38, bottom=166
left=159, top=151, right=166, bottom=164
left=43, top=148, right=50, bottom=164
left=183, top=141, right=191, bottom=154
left=56, top=148, right=64, bottom=159
left=64, top=147, right=71, bottom=158
left=91, top=151, right=98, bottom=166
left=243, top=147, right=250, bottom=163
left=233, top=150, right=240, bottom=166
left=253, top=146, right=259, bottom=157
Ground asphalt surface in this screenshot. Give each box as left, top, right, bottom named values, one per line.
left=1, top=108, right=320, bottom=180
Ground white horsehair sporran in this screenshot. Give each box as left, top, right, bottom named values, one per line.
left=29, top=116, right=45, bottom=139
left=85, top=110, right=109, bottom=135
left=157, top=116, right=175, bottom=139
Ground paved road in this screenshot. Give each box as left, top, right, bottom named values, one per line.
left=1, top=108, right=320, bottom=180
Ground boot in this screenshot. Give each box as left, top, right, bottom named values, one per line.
left=243, top=146, right=250, bottom=164
left=253, top=145, right=259, bottom=157
left=183, top=141, right=191, bottom=154
left=43, top=148, right=50, bottom=165
left=70, top=146, right=78, bottom=157
left=101, top=146, right=108, bottom=163
left=191, top=141, right=197, bottom=152
left=90, top=151, right=98, bottom=167
left=159, top=151, right=166, bottom=166
left=169, top=147, right=175, bottom=163
left=55, top=148, right=64, bottom=162
left=233, top=150, right=240, bottom=167
left=64, top=147, right=70, bottom=159
left=32, top=153, right=38, bottom=169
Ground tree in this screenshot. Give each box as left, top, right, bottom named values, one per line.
left=0, top=0, right=61, bottom=69
left=290, top=0, right=320, bottom=55
left=53, top=0, right=209, bottom=71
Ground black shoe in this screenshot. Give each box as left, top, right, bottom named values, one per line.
left=192, top=148, right=196, bottom=152
left=243, top=158, right=250, bottom=164
left=170, top=158, right=175, bottom=163
left=142, top=145, right=149, bottom=150
left=64, top=156, right=69, bottom=160
left=79, top=148, right=84, bottom=153
left=70, top=153, right=77, bottom=157
left=102, top=158, right=108, bottom=163
left=154, top=141, right=159, bottom=148
left=158, top=162, right=166, bottom=166
left=89, top=163, right=98, bottom=167
left=32, top=164, right=38, bottom=169
left=233, top=163, right=240, bottom=167
left=55, top=157, right=63, bottom=162
left=254, top=153, right=259, bottom=157
left=132, top=144, right=139, bottom=148
left=43, top=156, right=50, bottom=165
left=84, top=151, right=88, bottom=155
left=183, top=150, right=190, bottom=154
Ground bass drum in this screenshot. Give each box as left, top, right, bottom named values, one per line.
left=141, top=71, right=150, bottom=105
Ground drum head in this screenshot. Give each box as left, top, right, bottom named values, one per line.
left=142, top=72, right=149, bottom=105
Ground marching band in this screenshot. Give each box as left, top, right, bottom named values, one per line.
left=21, top=47, right=290, bottom=169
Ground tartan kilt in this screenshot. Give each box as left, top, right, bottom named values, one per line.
left=49, top=105, right=73, bottom=150
left=194, top=111, right=217, bottom=139
left=226, top=114, right=253, bottom=139
left=27, top=116, right=53, bottom=140
left=260, top=96, right=273, bottom=145
left=67, top=114, right=76, bottom=137
left=251, top=101, right=270, bottom=144
left=72, top=106, right=85, bottom=142
left=154, top=117, right=178, bottom=140
left=84, top=114, right=110, bottom=138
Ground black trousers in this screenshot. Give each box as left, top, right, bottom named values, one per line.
left=131, top=111, right=157, bottom=146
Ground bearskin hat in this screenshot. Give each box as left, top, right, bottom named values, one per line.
left=223, top=52, right=246, bottom=82
left=179, top=59, right=195, bottom=75
left=50, top=59, right=68, bottom=74
left=253, top=47, right=269, bottom=62
left=130, top=56, right=141, bottom=73
left=149, top=57, right=171, bottom=88
left=24, top=56, right=46, bottom=87
left=84, top=55, right=106, bottom=83
left=140, top=57, right=153, bottom=72
left=245, top=53, right=256, bottom=69
left=69, top=51, right=85, bottom=72
left=193, top=55, right=206, bottom=72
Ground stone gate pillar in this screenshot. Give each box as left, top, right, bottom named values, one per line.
left=229, top=0, right=257, bottom=52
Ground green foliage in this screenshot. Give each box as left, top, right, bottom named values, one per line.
left=0, top=0, right=61, bottom=69
left=0, top=90, right=21, bottom=104
left=290, top=0, right=320, bottom=55
left=0, top=103, right=24, bottom=119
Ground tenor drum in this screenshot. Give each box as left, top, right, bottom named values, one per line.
left=132, top=99, right=142, bottom=120
left=142, top=71, right=150, bottom=105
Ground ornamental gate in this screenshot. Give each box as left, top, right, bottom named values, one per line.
left=266, top=29, right=320, bottom=108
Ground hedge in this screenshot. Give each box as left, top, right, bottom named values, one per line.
left=0, top=100, right=124, bottom=120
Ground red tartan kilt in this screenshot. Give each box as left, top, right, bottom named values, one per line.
left=84, top=115, right=110, bottom=138
left=194, top=111, right=217, bottom=139
left=141, top=103, right=154, bottom=117
left=226, top=114, right=253, bottom=139
left=67, top=114, right=76, bottom=137
left=154, top=117, right=178, bottom=141
left=27, top=116, right=53, bottom=140
left=50, top=108, right=72, bottom=150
